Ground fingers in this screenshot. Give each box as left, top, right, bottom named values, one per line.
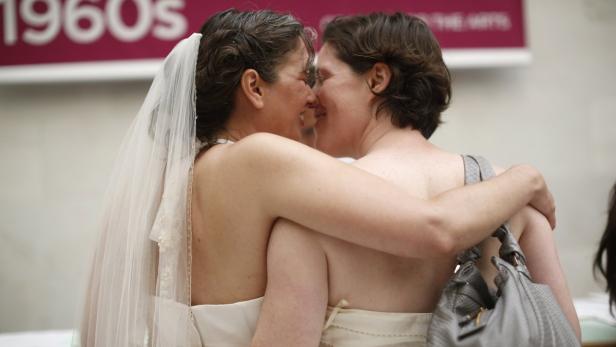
left=532, top=187, right=556, bottom=230
left=546, top=191, right=557, bottom=230
left=520, top=164, right=556, bottom=230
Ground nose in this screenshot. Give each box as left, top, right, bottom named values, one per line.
left=312, top=79, right=321, bottom=95
left=306, top=85, right=317, bottom=104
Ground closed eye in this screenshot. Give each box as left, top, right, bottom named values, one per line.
left=315, top=68, right=330, bottom=84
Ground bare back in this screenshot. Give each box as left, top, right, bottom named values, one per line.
left=187, top=133, right=558, bottom=320
left=318, top=143, right=465, bottom=312
left=191, top=144, right=272, bottom=305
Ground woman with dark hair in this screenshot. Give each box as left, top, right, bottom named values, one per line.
left=80, top=9, right=558, bottom=346
left=252, top=12, right=579, bottom=346
left=594, top=182, right=616, bottom=312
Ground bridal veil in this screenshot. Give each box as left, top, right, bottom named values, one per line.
left=80, top=33, right=202, bottom=346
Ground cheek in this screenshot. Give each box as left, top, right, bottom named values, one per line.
left=322, top=89, right=348, bottom=118
left=318, top=85, right=336, bottom=108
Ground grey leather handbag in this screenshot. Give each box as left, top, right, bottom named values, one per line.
left=427, top=155, right=579, bottom=347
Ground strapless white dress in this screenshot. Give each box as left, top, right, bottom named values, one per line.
left=189, top=297, right=431, bottom=347
left=320, top=304, right=431, bottom=347
left=191, top=297, right=264, bottom=346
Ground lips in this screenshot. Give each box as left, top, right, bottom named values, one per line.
left=315, top=106, right=327, bottom=119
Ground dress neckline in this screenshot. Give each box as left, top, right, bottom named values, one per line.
left=213, top=138, right=234, bottom=145
left=196, top=138, right=235, bottom=154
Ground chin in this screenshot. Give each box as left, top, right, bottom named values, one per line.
left=315, top=138, right=340, bottom=157
left=287, top=129, right=303, bottom=143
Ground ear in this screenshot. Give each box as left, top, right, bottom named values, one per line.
left=239, top=69, right=265, bottom=109
left=366, top=62, right=392, bottom=94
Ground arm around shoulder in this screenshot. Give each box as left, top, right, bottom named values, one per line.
left=222, top=133, right=451, bottom=258
left=222, top=136, right=554, bottom=259
left=424, top=165, right=554, bottom=257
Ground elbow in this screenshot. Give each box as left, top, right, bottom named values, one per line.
left=515, top=164, right=543, bottom=195
left=411, top=209, right=457, bottom=258
left=429, top=210, right=459, bottom=256
left=431, top=228, right=457, bottom=257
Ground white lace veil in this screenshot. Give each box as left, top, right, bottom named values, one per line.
left=79, top=33, right=202, bottom=347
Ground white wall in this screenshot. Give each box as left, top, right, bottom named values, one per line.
left=0, top=0, right=615, bottom=333
left=432, top=0, right=616, bottom=298
left=0, top=82, right=145, bottom=332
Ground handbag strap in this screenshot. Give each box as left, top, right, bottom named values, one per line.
left=458, top=155, right=528, bottom=267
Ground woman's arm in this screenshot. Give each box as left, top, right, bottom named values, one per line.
left=478, top=206, right=580, bottom=340
left=219, top=133, right=554, bottom=258
left=251, top=220, right=327, bottom=347
left=518, top=207, right=580, bottom=339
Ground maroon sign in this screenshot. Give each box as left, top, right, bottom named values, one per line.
left=0, top=0, right=526, bottom=71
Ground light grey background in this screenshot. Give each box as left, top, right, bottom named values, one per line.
left=1, top=0, right=615, bottom=333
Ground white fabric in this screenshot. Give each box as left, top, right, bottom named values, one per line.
left=80, top=33, right=201, bottom=347
left=191, top=297, right=264, bottom=346
left=189, top=296, right=430, bottom=347
left=320, top=307, right=431, bottom=347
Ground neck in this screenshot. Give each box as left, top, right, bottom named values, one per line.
left=215, top=108, right=259, bottom=142
left=354, top=115, right=430, bottom=158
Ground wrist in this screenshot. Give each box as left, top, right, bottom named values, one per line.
left=513, top=164, right=543, bottom=198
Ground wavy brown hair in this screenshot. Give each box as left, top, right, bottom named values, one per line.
left=594, top=182, right=616, bottom=314
left=322, top=12, right=450, bottom=139
left=195, top=9, right=315, bottom=143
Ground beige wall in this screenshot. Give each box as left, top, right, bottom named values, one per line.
left=432, top=0, right=616, bottom=300
left=0, top=82, right=146, bottom=332
left=0, top=0, right=615, bottom=333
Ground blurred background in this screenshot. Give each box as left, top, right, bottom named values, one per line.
left=0, top=0, right=614, bottom=341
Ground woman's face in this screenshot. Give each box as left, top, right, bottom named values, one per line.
left=259, top=39, right=316, bottom=142
left=313, top=43, right=373, bottom=157
left=300, top=106, right=317, bottom=147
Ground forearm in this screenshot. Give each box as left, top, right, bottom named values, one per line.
left=272, top=159, right=547, bottom=258
left=431, top=165, right=543, bottom=254
left=252, top=219, right=328, bottom=347
left=519, top=210, right=581, bottom=340
left=233, top=134, right=552, bottom=258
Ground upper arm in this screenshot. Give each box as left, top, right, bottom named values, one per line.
left=221, top=133, right=443, bottom=257
left=219, top=135, right=542, bottom=258
left=251, top=219, right=328, bottom=347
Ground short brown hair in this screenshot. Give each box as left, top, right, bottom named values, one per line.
left=195, top=9, right=315, bottom=143
left=323, top=12, right=450, bottom=139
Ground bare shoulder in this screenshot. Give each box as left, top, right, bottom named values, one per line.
left=493, top=165, right=506, bottom=175
left=223, top=132, right=323, bottom=168
left=194, top=133, right=298, bottom=175
left=193, top=132, right=338, bottom=201
left=234, top=132, right=307, bottom=154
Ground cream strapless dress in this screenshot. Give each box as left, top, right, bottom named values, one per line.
left=191, top=297, right=263, bottom=346
left=190, top=297, right=431, bottom=347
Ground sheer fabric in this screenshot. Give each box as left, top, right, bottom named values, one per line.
left=80, top=33, right=202, bottom=347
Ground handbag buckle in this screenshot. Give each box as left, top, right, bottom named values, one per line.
left=458, top=306, right=488, bottom=339
left=474, top=307, right=486, bottom=326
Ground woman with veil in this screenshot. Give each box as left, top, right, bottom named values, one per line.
left=79, top=9, right=556, bottom=347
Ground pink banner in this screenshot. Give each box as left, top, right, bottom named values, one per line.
left=0, top=0, right=526, bottom=67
